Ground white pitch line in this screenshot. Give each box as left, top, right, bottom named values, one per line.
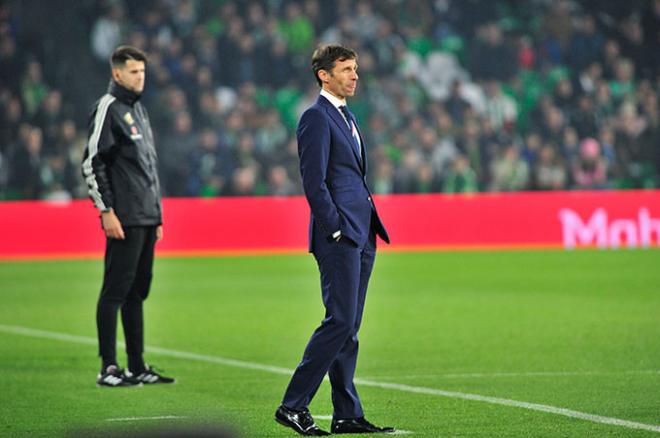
left=362, top=370, right=660, bottom=380
left=2, top=323, right=660, bottom=434
left=0, top=324, right=292, bottom=376
left=353, top=378, right=660, bottom=433
left=106, top=416, right=186, bottom=422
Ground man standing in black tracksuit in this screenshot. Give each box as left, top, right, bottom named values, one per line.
left=82, top=45, right=174, bottom=387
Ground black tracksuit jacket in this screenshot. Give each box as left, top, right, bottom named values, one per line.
left=82, top=80, right=162, bottom=226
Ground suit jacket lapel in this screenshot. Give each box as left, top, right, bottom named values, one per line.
left=343, top=110, right=367, bottom=174
left=318, top=96, right=364, bottom=171
left=348, top=111, right=368, bottom=174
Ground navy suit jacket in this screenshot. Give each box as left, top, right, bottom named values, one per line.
left=298, top=95, right=389, bottom=252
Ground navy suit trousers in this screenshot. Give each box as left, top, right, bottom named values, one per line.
left=282, top=226, right=377, bottom=419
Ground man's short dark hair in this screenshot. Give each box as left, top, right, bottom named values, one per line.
left=110, top=45, right=147, bottom=69
left=311, top=44, right=357, bottom=87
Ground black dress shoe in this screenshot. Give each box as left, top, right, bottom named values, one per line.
left=275, top=405, right=330, bottom=436
left=331, top=417, right=395, bottom=434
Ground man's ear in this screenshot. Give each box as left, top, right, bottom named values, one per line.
left=111, top=67, right=120, bottom=81
left=318, top=69, right=330, bottom=84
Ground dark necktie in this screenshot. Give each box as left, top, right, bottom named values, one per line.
left=338, top=105, right=362, bottom=160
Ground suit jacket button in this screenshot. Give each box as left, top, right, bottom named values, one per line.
left=367, top=196, right=371, bottom=201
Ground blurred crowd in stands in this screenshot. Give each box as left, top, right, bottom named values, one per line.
left=0, top=0, right=658, bottom=201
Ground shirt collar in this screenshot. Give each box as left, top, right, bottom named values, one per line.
left=108, top=79, right=141, bottom=106
left=320, top=89, right=346, bottom=109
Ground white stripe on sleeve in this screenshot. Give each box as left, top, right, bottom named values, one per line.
left=82, top=94, right=116, bottom=211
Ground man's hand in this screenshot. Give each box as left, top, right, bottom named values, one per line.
left=101, top=209, right=125, bottom=240
left=156, top=225, right=163, bottom=242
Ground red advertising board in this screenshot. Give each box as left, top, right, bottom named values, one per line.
left=0, top=190, right=659, bottom=260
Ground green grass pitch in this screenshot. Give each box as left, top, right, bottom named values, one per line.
left=0, top=249, right=659, bottom=437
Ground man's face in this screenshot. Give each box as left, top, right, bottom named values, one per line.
left=113, top=59, right=145, bottom=94
left=322, top=57, right=358, bottom=99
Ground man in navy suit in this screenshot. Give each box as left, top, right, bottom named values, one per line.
left=275, top=45, right=394, bottom=436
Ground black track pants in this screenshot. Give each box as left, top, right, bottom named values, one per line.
left=96, top=226, right=157, bottom=364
